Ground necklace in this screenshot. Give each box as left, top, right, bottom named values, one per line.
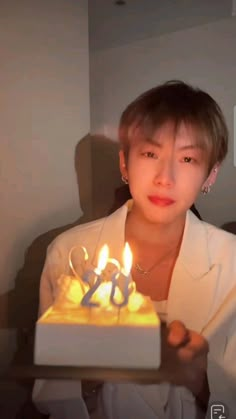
left=134, top=261, right=160, bottom=275
left=134, top=246, right=179, bottom=276
left=134, top=263, right=153, bottom=275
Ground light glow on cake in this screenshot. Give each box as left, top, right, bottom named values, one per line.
left=91, top=282, right=123, bottom=307
left=62, top=277, right=87, bottom=304
left=127, top=291, right=145, bottom=312
left=54, top=275, right=89, bottom=308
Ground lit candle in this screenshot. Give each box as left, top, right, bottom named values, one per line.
left=110, top=242, right=133, bottom=307
left=80, top=244, right=109, bottom=307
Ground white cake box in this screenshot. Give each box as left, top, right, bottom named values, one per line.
left=34, top=300, right=161, bottom=369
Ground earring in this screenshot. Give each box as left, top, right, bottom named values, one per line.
left=202, top=185, right=211, bottom=195
left=121, top=175, right=129, bottom=184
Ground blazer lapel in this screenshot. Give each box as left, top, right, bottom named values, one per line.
left=167, top=211, right=220, bottom=333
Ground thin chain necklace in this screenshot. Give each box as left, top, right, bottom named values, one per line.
left=134, top=246, right=179, bottom=276
left=135, top=263, right=153, bottom=275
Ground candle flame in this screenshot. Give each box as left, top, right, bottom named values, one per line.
left=123, top=242, right=133, bottom=276
left=96, top=244, right=109, bottom=273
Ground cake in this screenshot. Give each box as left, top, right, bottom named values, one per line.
left=34, top=244, right=161, bottom=369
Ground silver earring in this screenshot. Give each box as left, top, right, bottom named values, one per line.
left=121, top=175, right=129, bottom=184
left=202, top=185, right=211, bottom=195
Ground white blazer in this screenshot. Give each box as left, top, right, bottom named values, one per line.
left=33, top=201, right=236, bottom=419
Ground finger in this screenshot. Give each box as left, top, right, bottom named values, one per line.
left=186, top=332, right=209, bottom=357
left=178, top=332, right=209, bottom=362
left=167, top=320, right=190, bottom=347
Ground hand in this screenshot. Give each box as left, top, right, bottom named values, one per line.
left=159, top=321, right=209, bottom=396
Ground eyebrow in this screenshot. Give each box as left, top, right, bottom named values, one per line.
left=178, top=144, right=203, bottom=151
left=145, top=138, right=203, bottom=151
left=145, top=138, right=161, bottom=147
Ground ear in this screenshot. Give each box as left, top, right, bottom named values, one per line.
left=119, top=150, right=128, bottom=178
left=202, top=163, right=220, bottom=189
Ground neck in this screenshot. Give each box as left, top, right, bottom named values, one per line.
left=125, top=206, right=186, bottom=249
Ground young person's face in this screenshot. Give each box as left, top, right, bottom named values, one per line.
left=120, top=121, right=218, bottom=225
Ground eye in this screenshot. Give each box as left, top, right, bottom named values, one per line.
left=182, top=156, right=194, bottom=163
left=142, top=151, right=158, bottom=159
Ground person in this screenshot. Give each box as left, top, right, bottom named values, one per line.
left=33, top=80, right=236, bottom=419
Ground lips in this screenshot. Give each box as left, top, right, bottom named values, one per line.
left=148, top=195, right=175, bottom=206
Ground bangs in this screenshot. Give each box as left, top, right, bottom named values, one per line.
left=126, top=112, right=214, bottom=166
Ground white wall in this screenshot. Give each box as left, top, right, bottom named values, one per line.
left=90, top=16, right=236, bottom=227
left=89, top=0, right=231, bottom=50
left=0, top=0, right=89, bottom=366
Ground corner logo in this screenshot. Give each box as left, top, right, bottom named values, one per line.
left=210, top=402, right=228, bottom=419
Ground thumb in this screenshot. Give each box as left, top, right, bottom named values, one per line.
left=167, top=320, right=190, bottom=347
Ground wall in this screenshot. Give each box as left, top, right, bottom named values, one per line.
left=90, top=16, right=236, bottom=226
left=89, top=0, right=231, bottom=50
left=0, top=0, right=90, bottom=367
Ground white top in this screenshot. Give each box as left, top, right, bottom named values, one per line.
left=153, top=300, right=168, bottom=323
left=33, top=201, right=236, bottom=419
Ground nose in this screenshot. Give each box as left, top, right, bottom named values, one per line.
left=153, top=158, right=175, bottom=187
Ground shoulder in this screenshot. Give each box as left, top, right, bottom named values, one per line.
left=185, top=211, right=236, bottom=276
left=201, top=220, right=236, bottom=275
left=188, top=211, right=236, bottom=250
left=47, top=216, right=107, bottom=256
left=45, top=202, right=129, bottom=262
left=203, top=220, right=236, bottom=251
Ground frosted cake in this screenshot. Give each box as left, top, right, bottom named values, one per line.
left=34, top=244, right=161, bottom=369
